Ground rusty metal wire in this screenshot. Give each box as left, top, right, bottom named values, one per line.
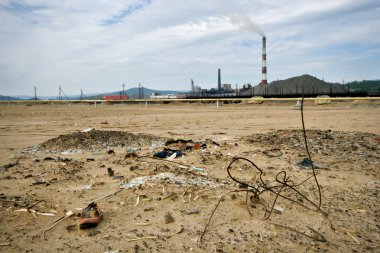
left=200, top=96, right=333, bottom=243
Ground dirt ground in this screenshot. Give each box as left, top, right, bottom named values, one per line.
left=0, top=101, right=379, bottom=252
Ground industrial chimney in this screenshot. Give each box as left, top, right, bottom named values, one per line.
left=261, top=36, right=267, bottom=85
left=218, top=68, right=221, bottom=90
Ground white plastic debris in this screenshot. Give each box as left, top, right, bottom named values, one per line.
left=121, top=172, right=214, bottom=189
left=273, top=206, right=285, bottom=214
left=82, top=128, right=95, bottom=133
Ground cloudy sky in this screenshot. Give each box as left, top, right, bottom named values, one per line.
left=1, top=0, right=379, bottom=96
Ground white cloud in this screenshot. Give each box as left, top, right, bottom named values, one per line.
left=0, top=0, right=379, bottom=96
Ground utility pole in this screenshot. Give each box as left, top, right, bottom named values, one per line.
left=34, top=86, right=37, bottom=100
left=58, top=85, right=69, bottom=100
left=80, top=89, right=87, bottom=100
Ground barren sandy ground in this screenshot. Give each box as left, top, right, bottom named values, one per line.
left=0, top=101, right=379, bottom=252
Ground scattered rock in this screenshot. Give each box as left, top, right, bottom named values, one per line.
left=181, top=208, right=200, bottom=215
left=1, top=161, right=19, bottom=169
left=296, top=158, right=327, bottom=169
left=107, top=168, right=115, bottom=177
left=88, top=230, right=100, bottom=237
left=164, top=213, right=174, bottom=224
left=65, top=225, right=77, bottom=232
left=32, top=178, right=47, bottom=185
left=263, top=149, right=283, bottom=157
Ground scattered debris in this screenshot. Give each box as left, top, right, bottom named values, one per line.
left=166, top=152, right=177, bottom=161
left=126, top=237, right=157, bottom=242
left=42, top=210, right=74, bottom=238
left=154, top=149, right=183, bottom=159
left=14, top=208, right=55, bottom=217
left=120, top=172, right=214, bottom=189
left=61, top=149, right=83, bottom=155
left=273, top=206, right=285, bottom=214
left=165, top=139, right=193, bottom=146
left=82, top=128, right=95, bottom=133
left=78, top=185, right=93, bottom=191
left=346, top=231, right=360, bottom=244
left=296, top=158, right=327, bottom=169
left=200, top=97, right=332, bottom=243
left=127, top=148, right=140, bottom=154
left=189, top=166, right=205, bottom=173
left=134, top=195, right=140, bottom=206
left=79, top=202, right=103, bottom=229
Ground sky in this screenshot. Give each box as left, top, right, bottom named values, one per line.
left=0, top=0, right=379, bottom=96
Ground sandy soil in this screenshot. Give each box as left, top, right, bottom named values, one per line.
left=0, top=101, right=379, bottom=252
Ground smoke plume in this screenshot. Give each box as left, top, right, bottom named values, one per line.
left=229, top=15, right=265, bottom=37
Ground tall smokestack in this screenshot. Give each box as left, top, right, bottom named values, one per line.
left=218, top=68, right=221, bottom=90
left=261, top=36, right=267, bottom=85
left=191, top=79, right=195, bottom=94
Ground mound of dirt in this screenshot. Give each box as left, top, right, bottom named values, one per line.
left=245, top=129, right=379, bottom=160
left=40, top=129, right=166, bottom=152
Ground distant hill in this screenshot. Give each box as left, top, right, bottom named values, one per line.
left=241, top=74, right=348, bottom=96
left=344, top=80, right=380, bottom=95
left=0, top=88, right=185, bottom=100
left=267, top=74, right=347, bottom=94
left=0, top=95, right=21, bottom=100
left=87, top=87, right=185, bottom=99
